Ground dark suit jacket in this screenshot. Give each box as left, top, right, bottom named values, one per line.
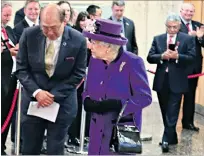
left=16, top=26, right=87, bottom=120
left=180, top=20, right=204, bottom=74
left=147, top=32, right=196, bottom=93
left=109, top=16, right=138, bottom=55
left=14, top=7, right=25, bottom=26
left=13, top=19, right=29, bottom=43
left=1, top=26, right=16, bottom=102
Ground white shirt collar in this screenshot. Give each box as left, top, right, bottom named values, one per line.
left=179, top=15, right=192, bottom=25
left=46, top=35, right=62, bottom=46
left=167, top=34, right=177, bottom=44
left=25, top=16, right=39, bottom=27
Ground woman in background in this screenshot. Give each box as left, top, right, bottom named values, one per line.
left=57, top=0, right=72, bottom=26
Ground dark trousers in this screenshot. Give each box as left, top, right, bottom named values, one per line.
left=21, top=114, right=73, bottom=155
left=157, top=73, right=182, bottom=144
left=68, top=82, right=90, bottom=138
left=1, top=74, right=17, bottom=152
left=182, top=77, right=198, bottom=125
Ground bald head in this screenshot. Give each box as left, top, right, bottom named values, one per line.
left=181, top=3, right=195, bottom=11
left=40, top=4, right=65, bottom=40
left=180, top=3, right=195, bottom=22
left=41, top=4, right=65, bottom=23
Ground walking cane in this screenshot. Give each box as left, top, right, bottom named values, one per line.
left=15, top=82, right=22, bottom=155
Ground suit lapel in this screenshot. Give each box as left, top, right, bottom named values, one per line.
left=123, top=18, right=127, bottom=36
left=191, top=21, right=198, bottom=31
left=159, top=33, right=167, bottom=53
left=175, top=32, right=183, bottom=53
left=180, top=20, right=188, bottom=33
left=54, top=26, right=70, bottom=73
left=36, top=31, right=46, bottom=72
left=22, top=19, right=30, bottom=28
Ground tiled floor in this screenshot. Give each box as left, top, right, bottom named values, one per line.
left=5, top=101, right=204, bottom=155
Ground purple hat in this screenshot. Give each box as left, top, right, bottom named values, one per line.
left=83, top=19, right=128, bottom=46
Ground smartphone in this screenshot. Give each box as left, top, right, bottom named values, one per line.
left=168, top=44, right=176, bottom=51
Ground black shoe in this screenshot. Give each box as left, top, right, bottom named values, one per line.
left=68, top=137, right=80, bottom=146
left=162, top=142, right=169, bottom=153
left=183, top=124, right=199, bottom=132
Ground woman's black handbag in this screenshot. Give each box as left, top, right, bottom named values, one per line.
left=111, top=103, right=142, bottom=154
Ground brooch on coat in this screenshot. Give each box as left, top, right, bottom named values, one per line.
left=119, top=62, right=126, bottom=72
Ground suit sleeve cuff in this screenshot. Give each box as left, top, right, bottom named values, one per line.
left=33, top=89, right=42, bottom=98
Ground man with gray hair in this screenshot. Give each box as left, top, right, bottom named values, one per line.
left=109, top=0, right=138, bottom=55
left=147, top=13, right=195, bottom=153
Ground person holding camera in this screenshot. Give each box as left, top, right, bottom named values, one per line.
left=147, top=13, right=196, bottom=153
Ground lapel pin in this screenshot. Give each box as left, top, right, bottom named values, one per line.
left=63, top=42, right=67, bottom=46
left=126, top=22, right=129, bottom=26
left=119, top=62, right=126, bottom=72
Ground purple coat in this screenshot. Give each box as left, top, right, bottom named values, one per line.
left=83, top=49, right=152, bottom=155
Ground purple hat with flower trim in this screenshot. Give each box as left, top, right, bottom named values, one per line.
left=83, top=19, right=128, bottom=46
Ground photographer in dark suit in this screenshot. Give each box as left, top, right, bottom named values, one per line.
left=147, top=13, right=195, bottom=153
left=109, top=0, right=138, bottom=55
left=179, top=3, right=204, bottom=131
left=1, top=2, right=18, bottom=155
left=16, top=4, right=86, bottom=155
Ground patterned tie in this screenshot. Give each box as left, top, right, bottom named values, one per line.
left=1, top=27, right=11, bottom=48
left=168, top=36, right=173, bottom=44
left=186, top=23, right=190, bottom=32
left=45, top=41, right=55, bottom=77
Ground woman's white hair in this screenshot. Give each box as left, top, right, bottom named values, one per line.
left=98, top=41, right=121, bottom=53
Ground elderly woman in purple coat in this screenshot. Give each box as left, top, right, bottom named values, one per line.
left=82, top=19, right=152, bottom=155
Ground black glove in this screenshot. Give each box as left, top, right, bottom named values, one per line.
left=84, top=97, right=100, bottom=113
left=84, top=97, right=122, bottom=113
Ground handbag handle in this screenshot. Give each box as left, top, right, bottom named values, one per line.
left=115, top=101, right=137, bottom=128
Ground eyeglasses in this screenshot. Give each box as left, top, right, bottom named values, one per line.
left=166, top=25, right=179, bottom=30
left=41, top=23, right=62, bottom=32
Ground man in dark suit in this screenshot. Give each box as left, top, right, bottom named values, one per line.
left=14, top=7, right=25, bottom=26
left=179, top=3, right=204, bottom=131
left=86, top=5, right=102, bottom=20
left=109, top=0, right=138, bottom=55
left=147, top=13, right=195, bottom=153
left=13, top=0, right=40, bottom=43
left=16, top=4, right=87, bottom=155
left=1, top=2, right=19, bottom=155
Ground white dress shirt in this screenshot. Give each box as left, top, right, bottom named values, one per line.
left=33, top=35, right=62, bottom=97
left=167, top=34, right=177, bottom=45
left=25, top=16, right=39, bottom=27
left=180, top=15, right=193, bottom=32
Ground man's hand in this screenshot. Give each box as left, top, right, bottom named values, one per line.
left=196, top=26, right=204, bottom=38
left=168, top=49, right=179, bottom=59
left=36, top=90, right=54, bottom=107
left=161, top=50, right=171, bottom=60
left=9, top=47, right=18, bottom=56
left=188, top=30, right=197, bottom=36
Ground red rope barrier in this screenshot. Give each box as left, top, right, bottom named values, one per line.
left=147, top=69, right=204, bottom=79
left=1, top=89, right=19, bottom=134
